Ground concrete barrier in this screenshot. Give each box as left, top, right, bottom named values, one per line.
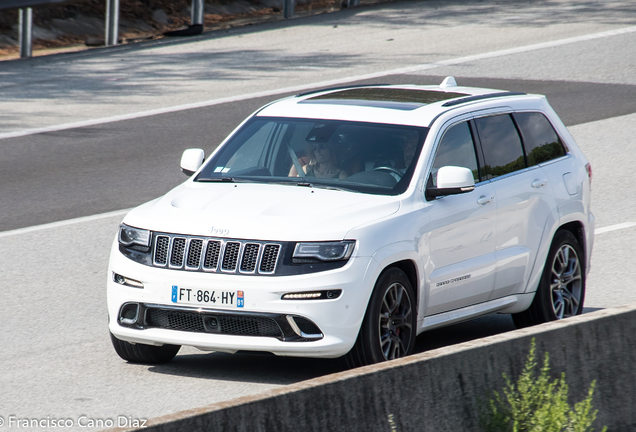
left=111, top=304, right=636, bottom=431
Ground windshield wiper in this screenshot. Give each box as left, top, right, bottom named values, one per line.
left=197, top=176, right=235, bottom=182
left=297, top=182, right=357, bottom=193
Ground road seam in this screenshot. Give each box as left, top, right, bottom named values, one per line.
left=0, top=210, right=632, bottom=238
left=1, top=25, right=636, bottom=141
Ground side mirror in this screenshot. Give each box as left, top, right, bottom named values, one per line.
left=426, top=166, right=475, bottom=199
left=180, top=148, right=205, bottom=176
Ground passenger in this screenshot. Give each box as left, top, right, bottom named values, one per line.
left=301, top=142, right=348, bottom=179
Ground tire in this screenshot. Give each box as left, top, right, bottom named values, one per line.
left=344, top=267, right=417, bottom=368
left=110, top=332, right=180, bottom=364
left=512, top=230, right=586, bottom=328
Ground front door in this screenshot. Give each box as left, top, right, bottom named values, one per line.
left=425, top=120, right=498, bottom=315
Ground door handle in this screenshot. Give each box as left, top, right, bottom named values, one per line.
left=477, top=195, right=494, bottom=205
left=531, top=179, right=548, bottom=188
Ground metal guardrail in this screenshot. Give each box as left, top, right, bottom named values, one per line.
left=1, top=0, right=348, bottom=59
left=0, top=0, right=65, bottom=7
left=1, top=0, right=123, bottom=58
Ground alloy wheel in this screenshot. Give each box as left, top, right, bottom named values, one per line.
left=550, top=244, right=582, bottom=319
left=378, top=282, right=413, bottom=360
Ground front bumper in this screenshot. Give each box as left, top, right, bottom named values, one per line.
left=107, top=240, right=376, bottom=358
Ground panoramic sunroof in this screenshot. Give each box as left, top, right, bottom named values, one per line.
left=300, top=88, right=469, bottom=111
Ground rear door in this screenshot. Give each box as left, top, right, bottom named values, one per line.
left=473, top=113, right=557, bottom=300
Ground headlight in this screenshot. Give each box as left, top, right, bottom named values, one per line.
left=293, top=241, right=355, bottom=262
left=118, top=224, right=151, bottom=248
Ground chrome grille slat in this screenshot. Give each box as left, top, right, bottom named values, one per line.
left=154, top=236, right=170, bottom=266
left=152, top=234, right=281, bottom=275
left=222, top=242, right=241, bottom=272
left=240, top=243, right=261, bottom=273
left=169, top=237, right=187, bottom=268
left=186, top=239, right=204, bottom=270
left=203, top=240, right=221, bottom=271
left=260, top=244, right=281, bottom=274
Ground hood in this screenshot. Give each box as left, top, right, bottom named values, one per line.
left=122, top=182, right=400, bottom=241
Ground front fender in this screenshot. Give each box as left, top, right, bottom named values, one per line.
left=370, top=242, right=426, bottom=325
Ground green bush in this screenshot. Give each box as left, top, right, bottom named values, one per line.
left=481, top=338, right=606, bottom=432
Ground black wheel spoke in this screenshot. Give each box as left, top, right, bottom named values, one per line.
left=550, top=243, right=582, bottom=319
left=376, top=278, right=414, bottom=361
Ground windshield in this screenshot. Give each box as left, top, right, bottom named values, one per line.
left=196, top=117, right=429, bottom=195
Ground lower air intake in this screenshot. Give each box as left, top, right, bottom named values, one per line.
left=146, top=308, right=283, bottom=338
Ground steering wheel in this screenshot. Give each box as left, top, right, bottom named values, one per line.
left=371, top=166, right=403, bottom=181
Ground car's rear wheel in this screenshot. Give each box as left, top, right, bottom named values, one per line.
left=512, top=230, right=585, bottom=328
left=344, top=267, right=416, bottom=368
left=110, top=332, right=180, bottom=364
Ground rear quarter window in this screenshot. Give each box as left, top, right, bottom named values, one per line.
left=514, top=112, right=566, bottom=165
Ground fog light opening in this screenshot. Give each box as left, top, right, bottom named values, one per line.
left=113, top=272, right=144, bottom=289
left=119, top=303, right=140, bottom=326
left=286, top=315, right=323, bottom=339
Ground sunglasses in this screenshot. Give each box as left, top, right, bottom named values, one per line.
left=310, top=143, right=330, bottom=151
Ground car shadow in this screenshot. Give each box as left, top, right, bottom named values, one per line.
left=146, top=308, right=605, bottom=384
left=146, top=349, right=345, bottom=385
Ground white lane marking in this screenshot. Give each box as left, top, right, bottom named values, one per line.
left=0, top=209, right=129, bottom=239
left=0, top=204, right=633, bottom=239
left=594, top=222, right=636, bottom=235
left=1, top=25, right=636, bottom=141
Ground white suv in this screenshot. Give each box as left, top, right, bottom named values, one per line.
left=107, top=77, right=594, bottom=366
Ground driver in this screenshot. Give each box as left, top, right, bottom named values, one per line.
left=302, top=142, right=349, bottom=179
left=401, top=132, right=418, bottom=170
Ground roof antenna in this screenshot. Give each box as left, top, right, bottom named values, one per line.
left=440, top=76, right=457, bottom=89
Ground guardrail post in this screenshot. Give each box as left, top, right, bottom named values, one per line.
left=284, top=0, right=294, bottom=18
left=105, top=0, right=119, bottom=46
left=191, top=0, right=204, bottom=26
left=19, top=7, right=33, bottom=58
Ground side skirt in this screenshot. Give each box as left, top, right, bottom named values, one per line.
left=418, top=293, right=535, bottom=333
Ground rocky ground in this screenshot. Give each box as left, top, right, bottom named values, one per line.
left=0, top=0, right=348, bottom=60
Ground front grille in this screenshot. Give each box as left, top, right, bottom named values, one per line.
left=152, top=234, right=282, bottom=275
left=186, top=239, right=203, bottom=269
left=221, top=242, right=241, bottom=271
left=241, top=243, right=260, bottom=272
left=155, top=236, right=169, bottom=266
left=260, top=245, right=281, bottom=274
left=170, top=238, right=186, bottom=267
left=146, top=308, right=283, bottom=338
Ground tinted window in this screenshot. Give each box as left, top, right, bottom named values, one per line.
left=432, top=121, right=479, bottom=186
left=514, top=112, right=566, bottom=165
left=195, top=117, right=428, bottom=196
left=475, top=114, right=526, bottom=179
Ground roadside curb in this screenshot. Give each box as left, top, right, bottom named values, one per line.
left=106, top=304, right=636, bottom=431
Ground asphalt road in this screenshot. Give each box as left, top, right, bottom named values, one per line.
left=1, top=0, right=635, bottom=430
left=2, top=76, right=636, bottom=233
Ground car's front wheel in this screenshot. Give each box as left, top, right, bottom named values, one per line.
left=512, top=229, right=585, bottom=328
left=344, top=267, right=416, bottom=368
left=110, top=332, right=180, bottom=364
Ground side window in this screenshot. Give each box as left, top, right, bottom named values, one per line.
left=475, top=114, right=526, bottom=179
left=432, top=121, right=479, bottom=186
left=514, top=112, right=566, bottom=165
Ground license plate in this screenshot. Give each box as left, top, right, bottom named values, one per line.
left=171, top=285, right=244, bottom=308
